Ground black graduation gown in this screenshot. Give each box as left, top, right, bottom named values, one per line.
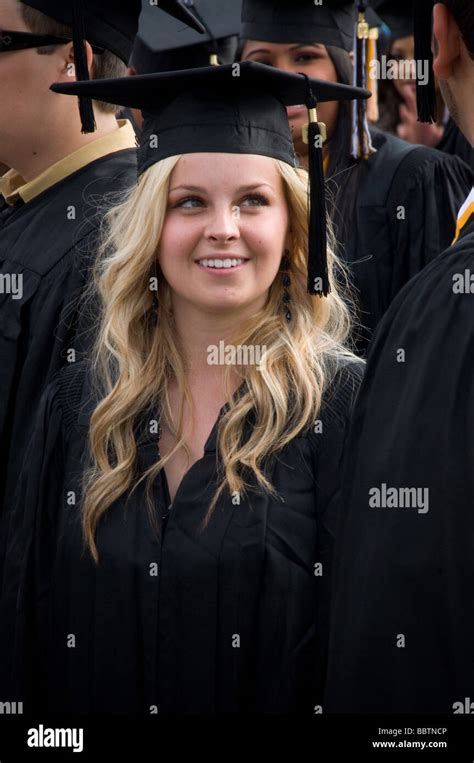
left=346, top=128, right=473, bottom=353
left=1, top=357, right=363, bottom=717
left=324, top=211, right=474, bottom=713
left=0, top=149, right=137, bottom=553
left=437, top=117, right=474, bottom=172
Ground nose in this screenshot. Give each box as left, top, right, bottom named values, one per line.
left=204, top=204, right=240, bottom=243
left=274, top=58, right=297, bottom=74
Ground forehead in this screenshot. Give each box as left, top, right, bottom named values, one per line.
left=243, top=40, right=324, bottom=53
left=170, top=152, right=284, bottom=185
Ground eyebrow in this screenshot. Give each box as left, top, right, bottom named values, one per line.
left=168, top=182, right=276, bottom=193
left=244, top=43, right=324, bottom=55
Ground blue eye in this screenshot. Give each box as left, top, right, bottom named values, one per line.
left=175, top=197, right=204, bottom=208
left=241, top=194, right=269, bottom=207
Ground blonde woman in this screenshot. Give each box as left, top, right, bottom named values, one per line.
left=1, top=64, right=366, bottom=716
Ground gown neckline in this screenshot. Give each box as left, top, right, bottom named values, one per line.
left=159, top=378, right=248, bottom=511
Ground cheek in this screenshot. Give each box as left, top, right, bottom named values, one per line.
left=159, top=214, right=200, bottom=261
left=393, top=79, right=405, bottom=97
left=0, top=55, right=48, bottom=114
left=242, top=209, right=288, bottom=258
left=318, top=100, right=339, bottom=138
left=158, top=213, right=202, bottom=276
left=303, top=58, right=338, bottom=84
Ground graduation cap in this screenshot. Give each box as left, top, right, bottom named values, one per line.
left=23, top=0, right=205, bottom=132
left=241, top=1, right=376, bottom=160
left=129, top=0, right=241, bottom=74
left=241, top=0, right=356, bottom=51
left=371, top=0, right=414, bottom=40
left=51, top=61, right=370, bottom=297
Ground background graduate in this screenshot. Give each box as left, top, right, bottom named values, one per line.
left=126, top=0, right=241, bottom=131
left=1, top=63, right=367, bottom=716
left=239, top=0, right=473, bottom=353
left=0, top=0, right=202, bottom=567
left=324, top=0, right=474, bottom=714
left=374, top=0, right=474, bottom=169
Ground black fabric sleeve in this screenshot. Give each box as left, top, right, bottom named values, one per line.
left=0, top=374, right=68, bottom=707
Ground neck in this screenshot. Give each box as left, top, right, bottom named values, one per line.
left=295, top=141, right=330, bottom=171
left=171, top=300, right=262, bottom=387
left=7, top=110, right=120, bottom=182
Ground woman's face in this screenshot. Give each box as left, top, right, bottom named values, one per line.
left=240, top=40, right=340, bottom=159
left=158, top=153, right=291, bottom=319
left=390, top=35, right=417, bottom=100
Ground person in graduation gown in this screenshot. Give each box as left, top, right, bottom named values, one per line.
left=0, top=1, right=204, bottom=557
left=125, top=0, right=241, bottom=132
left=324, top=0, right=474, bottom=713
left=1, top=63, right=368, bottom=717
left=239, top=0, right=473, bottom=354
left=374, top=0, right=474, bottom=170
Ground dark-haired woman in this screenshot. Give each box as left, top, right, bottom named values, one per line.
left=239, top=0, right=473, bottom=353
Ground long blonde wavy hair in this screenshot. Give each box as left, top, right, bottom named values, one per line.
left=82, top=154, right=356, bottom=562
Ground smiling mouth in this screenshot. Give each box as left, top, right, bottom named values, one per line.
left=287, top=104, right=306, bottom=118
left=195, top=258, right=249, bottom=270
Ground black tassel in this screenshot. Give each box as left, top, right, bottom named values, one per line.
left=72, top=0, right=96, bottom=133
left=307, top=120, right=329, bottom=296
left=302, top=74, right=329, bottom=298
left=414, top=0, right=437, bottom=123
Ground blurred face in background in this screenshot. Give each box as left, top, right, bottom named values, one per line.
left=240, top=40, right=340, bottom=160
left=389, top=35, right=417, bottom=100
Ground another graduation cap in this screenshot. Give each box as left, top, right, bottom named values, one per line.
left=130, top=0, right=241, bottom=74
left=241, top=0, right=355, bottom=51
left=23, top=0, right=205, bottom=132
left=371, top=0, right=414, bottom=41
left=51, top=61, right=370, bottom=298
left=241, top=1, right=376, bottom=160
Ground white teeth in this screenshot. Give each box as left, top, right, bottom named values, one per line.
left=198, top=258, right=245, bottom=269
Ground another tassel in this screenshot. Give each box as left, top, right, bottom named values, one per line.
left=351, top=3, right=375, bottom=159
left=414, top=0, right=437, bottom=123
left=366, top=27, right=380, bottom=123
left=72, top=0, right=96, bottom=133
left=302, top=76, right=329, bottom=297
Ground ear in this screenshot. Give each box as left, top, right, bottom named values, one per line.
left=433, top=2, right=461, bottom=80
left=65, top=39, right=95, bottom=80
left=127, top=66, right=138, bottom=77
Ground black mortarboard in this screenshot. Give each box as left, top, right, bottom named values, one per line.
left=24, top=0, right=204, bottom=132
left=240, top=2, right=377, bottom=160
left=129, top=0, right=241, bottom=73
left=51, top=61, right=370, bottom=298
left=371, top=0, right=414, bottom=40
left=241, top=0, right=355, bottom=51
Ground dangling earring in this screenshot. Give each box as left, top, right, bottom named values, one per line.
left=281, top=249, right=292, bottom=323
left=151, top=263, right=159, bottom=318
